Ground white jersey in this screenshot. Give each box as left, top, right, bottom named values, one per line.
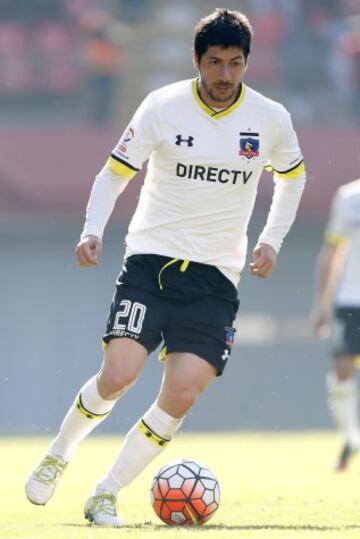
left=325, top=179, right=360, bottom=306
left=104, top=79, right=305, bottom=285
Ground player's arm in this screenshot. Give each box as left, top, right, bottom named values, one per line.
left=76, top=166, right=131, bottom=267
left=76, top=93, right=159, bottom=267
left=311, top=239, right=347, bottom=338
left=251, top=109, right=306, bottom=278
left=311, top=189, right=349, bottom=337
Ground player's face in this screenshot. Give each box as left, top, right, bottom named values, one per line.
left=195, top=46, right=247, bottom=108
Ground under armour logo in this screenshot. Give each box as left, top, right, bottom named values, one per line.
left=221, top=349, right=230, bottom=361
left=175, top=134, right=194, bottom=147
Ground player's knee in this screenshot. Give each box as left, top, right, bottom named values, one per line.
left=174, top=386, right=199, bottom=414
left=98, top=365, right=138, bottom=399
left=332, top=356, right=355, bottom=381
left=99, top=340, right=146, bottom=399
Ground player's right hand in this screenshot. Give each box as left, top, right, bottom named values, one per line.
left=75, top=235, right=102, bottom=267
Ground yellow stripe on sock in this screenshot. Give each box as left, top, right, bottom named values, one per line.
left=76, top=394, right=111, bottom=420
left=137, top=419, right=170, bottom=447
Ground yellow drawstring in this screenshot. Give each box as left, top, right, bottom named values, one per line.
left=180, top=260, right=190, bottom=272
left=158, top=258, right=179, bottom=290
left=158, top=258, right=190, bottom=290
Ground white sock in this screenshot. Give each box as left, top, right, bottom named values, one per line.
left=49, top=375, right=118, bottom=461
left=326, top=372, right=360, bottom=447
left=95, top=402, right=183, bottom=496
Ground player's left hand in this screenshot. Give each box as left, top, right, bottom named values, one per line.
left=311, top=305, right=331, bottom=340
left=249, top=243, right=277, bottom=278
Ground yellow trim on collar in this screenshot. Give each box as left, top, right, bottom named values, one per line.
left=192, top=79, right=246, bottom=119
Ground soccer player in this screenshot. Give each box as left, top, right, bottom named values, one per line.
left=26, top=9, right=306, bottom=526
left=312, top=179, right=360, bottom=471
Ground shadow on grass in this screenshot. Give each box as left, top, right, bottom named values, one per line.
left=62, top=522, right=360, bottom=531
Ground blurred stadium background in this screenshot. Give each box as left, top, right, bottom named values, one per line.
left=1, top=0, right=360, bottom=435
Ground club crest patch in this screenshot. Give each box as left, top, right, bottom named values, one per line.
left=239, top=132, right=259, bottom=159
left=224, top=326, right=236, bottom=348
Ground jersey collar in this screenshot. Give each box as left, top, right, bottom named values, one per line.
left=192, top=79, right=246, bottom=119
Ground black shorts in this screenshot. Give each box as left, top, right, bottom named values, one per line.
left=332, top=306, right=360, bottom=357
left=103, top=254, right=239, bottom=375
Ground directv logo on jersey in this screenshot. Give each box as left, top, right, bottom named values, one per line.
left=176, top=162, right=253, bottom=185
left=239, top=132, right=260, bottom=159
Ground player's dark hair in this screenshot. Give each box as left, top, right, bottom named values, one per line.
left=194, top=8, right=253, bottom=61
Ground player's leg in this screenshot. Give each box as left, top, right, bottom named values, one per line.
left=84, top=257, right=238, bottom=526
left=25, top=338, right=147, bottom=505
left=50, top=338, right=148, bottom=460
left=327, top=305, right=360, bottom=470
left=26, top=256, right=163, bottom=508
left=85, top=352, right=216, bottom=526
left=157, top=351, right=217, bottom=417
left=327, top=354, right=359, bottom=470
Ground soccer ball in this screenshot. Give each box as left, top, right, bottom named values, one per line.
left=150, top=459, right=220, bottom=526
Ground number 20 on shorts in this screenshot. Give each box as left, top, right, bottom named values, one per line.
left=113, top=300, right=147, bottom=334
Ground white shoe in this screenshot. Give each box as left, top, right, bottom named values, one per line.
left=84, top=492, right=124, bottom=527
left=25, top=454, right=67, bottom=505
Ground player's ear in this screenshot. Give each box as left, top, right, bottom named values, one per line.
left=193, top=52, right=200, bottom=70
left=243, top=56, right=249, bottom=73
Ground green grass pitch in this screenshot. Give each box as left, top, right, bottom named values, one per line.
left=1, top=432, right=360, bottom=539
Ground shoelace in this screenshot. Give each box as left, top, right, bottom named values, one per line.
left=34, top=457, right=64, bottom=484
left=92, top=494, right=117, bottom=516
